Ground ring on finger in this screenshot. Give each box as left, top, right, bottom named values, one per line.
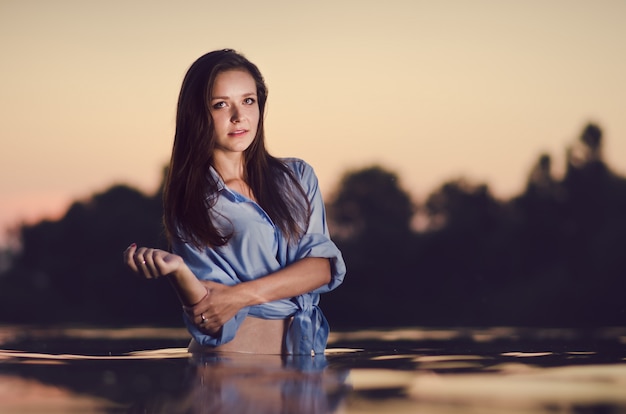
left=200, top=313, right=207, bottom=324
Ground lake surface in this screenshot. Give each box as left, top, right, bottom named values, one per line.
left=0, top=325, right=625, bottom=413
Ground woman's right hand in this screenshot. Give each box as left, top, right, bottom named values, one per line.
left=123, top=243, right=185, bottom=280
left=123, top=243, right=211, bottom=324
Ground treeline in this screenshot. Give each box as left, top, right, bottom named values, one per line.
left=0, top=124, right=624, bottom=328
left=324, top=123, right=626, bottom=328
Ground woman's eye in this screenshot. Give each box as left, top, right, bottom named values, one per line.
left=244, top=97, right=256, bottom=105
left=212, top=101, right=226, bottom=109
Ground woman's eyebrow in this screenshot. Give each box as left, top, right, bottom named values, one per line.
left=211, top=92, right=257, bottom=100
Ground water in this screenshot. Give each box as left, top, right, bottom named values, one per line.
left=1, top=325, right=625, bottom=413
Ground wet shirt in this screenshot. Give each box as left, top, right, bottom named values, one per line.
left=172, top=158, right=346, bottom=355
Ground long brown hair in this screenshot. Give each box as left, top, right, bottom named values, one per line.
left=163, top=49, right=310, bottom=248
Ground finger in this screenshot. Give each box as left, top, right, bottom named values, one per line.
left=123, top=243, right=139, bottom=272
left=198, top=310, right=215, bottom=326
left=202, top=316, right=223, bottom=335
left=140, top=248, right=154, bottom=279
left=144, top=248, right=164, bottom=279
left=133, top=247, right=152, bottom=278
left=196, top=302, right=223, bottom=326
left=141, top=248, right=156, bottom=279
left=152, top=250, right=172, bottom=277
left=197, top=312, right=208, bottom=327
left=188, top=296, right=212, bottom=318
left=191, top=305, right=222, bottom=335
left=197, top=323, right=219, bottom=336
left=197, top=313, right=219, bottom=334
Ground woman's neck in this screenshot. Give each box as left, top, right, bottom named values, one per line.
left=212, top=151, right=256, bottom=201
left=212, top=151, right=245, bottom=182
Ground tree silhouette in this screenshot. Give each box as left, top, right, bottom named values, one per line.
left=328, top=166, right=414, bottom=241
left=506, top=123, right=626, bottom=326
left=323, top=166, right=420, bottom=327
left=0, top=183, right=180, bottom=325
left=558, top=123, right=626, bottom=325
left=417, top=179, right=523, bottom=324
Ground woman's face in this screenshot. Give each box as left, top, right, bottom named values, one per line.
left=209, top=69, right=260, bottom=157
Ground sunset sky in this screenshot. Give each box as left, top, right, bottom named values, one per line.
left=1, top=0, right=625, bottom=245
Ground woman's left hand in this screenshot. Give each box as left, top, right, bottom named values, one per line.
left=190, top=281, right=248, bottom=334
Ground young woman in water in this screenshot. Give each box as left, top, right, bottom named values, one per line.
left=123, top=49, right=345, bottom=355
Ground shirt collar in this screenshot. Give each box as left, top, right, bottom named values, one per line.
left=208, top=165, right=225, bottom=192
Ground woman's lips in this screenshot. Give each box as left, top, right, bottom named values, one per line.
left=228, top=129, right=248, bottom=136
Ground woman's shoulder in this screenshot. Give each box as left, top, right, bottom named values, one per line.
left=278, top=157, right=319, bottom=193
left=279, top=157, right=315, bottom=178
left=279, top=157, right=310, bottom=169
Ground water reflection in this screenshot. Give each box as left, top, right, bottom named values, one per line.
left=1, top=326, right=625, bottom=413
left=130, top=353, right=350, bottom=414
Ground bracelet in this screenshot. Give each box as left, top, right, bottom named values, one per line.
left=182, top=288, right=209, bottom=313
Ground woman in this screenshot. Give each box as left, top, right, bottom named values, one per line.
left=123, top=49, right=345, bottom=355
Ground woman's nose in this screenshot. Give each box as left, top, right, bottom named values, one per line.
left=230, top=106, right=243, bottom=123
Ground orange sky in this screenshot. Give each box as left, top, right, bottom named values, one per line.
left=1, top=0, right=625, bottom=245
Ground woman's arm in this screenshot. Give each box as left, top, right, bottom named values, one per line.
left=123, top=243, right=208, bottom=307
left=124, top=243, right=330, bottom=335
left=187, top=257, right=331, bottom=333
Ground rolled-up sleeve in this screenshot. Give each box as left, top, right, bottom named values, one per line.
left=294, top=233, right=345, bottom=293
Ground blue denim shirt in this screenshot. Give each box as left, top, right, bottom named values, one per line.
left=173, top=158, right=346, bottom=355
